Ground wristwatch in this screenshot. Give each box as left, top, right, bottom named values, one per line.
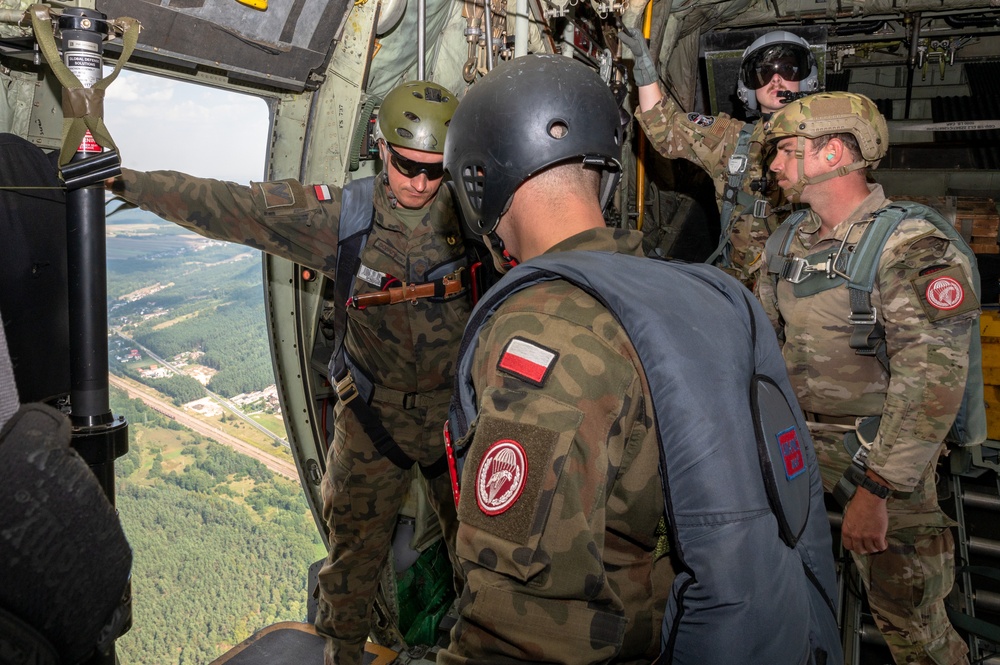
left=841, top=461, right=891, bottom=499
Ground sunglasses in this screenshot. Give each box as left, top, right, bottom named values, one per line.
left=384, top=142, right=445, bottom=180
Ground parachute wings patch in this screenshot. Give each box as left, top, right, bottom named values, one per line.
left=475, top=439, right=528, bottom=516
left=911, top=264, right=979, bottom=321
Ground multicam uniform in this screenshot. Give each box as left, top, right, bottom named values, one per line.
left=439, top=228, right=673, bottom=665
left=636, top=94, right=785, bottom=287
left=115, top=168, right=470, bottom=665
left=758, top=184, right=978, bottom=665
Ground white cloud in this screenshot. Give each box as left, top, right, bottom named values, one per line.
left=104, top=69, right=269, bottom=184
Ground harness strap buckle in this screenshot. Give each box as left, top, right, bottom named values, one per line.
left=335, top=371, right=360, bottom=405
left=779, top=256, right=826, bottom=284
left=848, top=306, right=878, bottom=326
left=752, top=198, right=771, bottom=218
left=728, top=154, right=748, bottom=175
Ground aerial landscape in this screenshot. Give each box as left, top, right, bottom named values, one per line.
left=104, top=208, right=322, bottom=664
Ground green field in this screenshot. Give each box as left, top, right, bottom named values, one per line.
left=250, top=413, right=288, bottom=440
left=111, top=388, right=324, bottom=665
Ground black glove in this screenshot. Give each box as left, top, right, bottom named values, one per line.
left=618, top=27, right=658, bottom=88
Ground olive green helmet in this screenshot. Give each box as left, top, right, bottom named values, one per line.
left=377, top=80, right=458, bottom=153
left=764, top=91, right=889, bottom=167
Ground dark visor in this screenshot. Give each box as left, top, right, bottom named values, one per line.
left=385, top=142, right=445, bottom=180
left=741, top=44, right=813, bottom=90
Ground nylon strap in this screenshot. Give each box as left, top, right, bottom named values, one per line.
left=29, top=5, right=142, bottom=166
left=706, top=122, right=755, bottom=267
left=764, top=208, right=809, bottom=284
left=844, top=210, right=904, bottom=371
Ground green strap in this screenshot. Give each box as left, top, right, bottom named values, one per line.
left=28, top=5, right=142, bottom=166
left=763, top=208, right=808, bottom=285
left=843, top=210, right=903, bottom=372
left=705, top=123, right=755, bottom=267
left=349, top=94, right=381, bottom=172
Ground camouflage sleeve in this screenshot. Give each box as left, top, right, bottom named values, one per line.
left=867, top=220, right=980, bottom=490
left=635, top=91, right=743, bottom=181
left=442, top=285, right=646, bottom=664
left=118, top=168, right=344, bottom=273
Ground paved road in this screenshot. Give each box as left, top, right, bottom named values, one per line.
left=110, top=374, right=299, bottom=481
left=113, top=328, right=288, bottom=447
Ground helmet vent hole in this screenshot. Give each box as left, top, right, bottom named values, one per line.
left=461, top=166, right=485, bottom=209
left=548, top=121, right=569, bottom=140
left=404, top=111, right=421, bottom=123
left=395, top=128, right=414, bottom=140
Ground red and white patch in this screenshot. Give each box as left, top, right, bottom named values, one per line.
left=926, top=275, right=964, bottom=311
left=313, top=184, right=332, bottom=201
left=475, top=439, right=528, bottom=516
left=497, top=337, right=557, bottom=386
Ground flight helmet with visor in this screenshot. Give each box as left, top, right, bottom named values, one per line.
left=737, top=31, right=819, bottom=112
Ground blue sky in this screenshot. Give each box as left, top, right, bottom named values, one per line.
left=104, top=69, right=270, bottom=184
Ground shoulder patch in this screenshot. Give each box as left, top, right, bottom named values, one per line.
left=475, top=439, right=528, bottom=515
left=686, top=112, right=715, bottom=128
left=497, top=337, right=558, bottom=386
left=313, top=184, right=332, bottom=201
left=457, top=414, right=563, bottom=545
left=911, top=264, right=980, bottom=321
left=257, top=181, right=295, bottom=209
left=926, top=275, right=965, bottom=310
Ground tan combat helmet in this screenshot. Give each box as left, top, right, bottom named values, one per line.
left=377, top=80, right=458, bottom=153
left=763, top=91, right=889, bottom=197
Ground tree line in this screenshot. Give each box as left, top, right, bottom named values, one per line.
left=110, top=388, right=323, bottom=664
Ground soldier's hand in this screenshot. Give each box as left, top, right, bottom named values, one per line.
left=841, top=487, right=889, bottom=555
left=617, top=27, right=658, bottom=88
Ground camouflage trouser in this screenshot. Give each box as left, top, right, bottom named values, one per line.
left=812, top=430, right=970, bottom=665
left=316, top=391, right=458, bottom=665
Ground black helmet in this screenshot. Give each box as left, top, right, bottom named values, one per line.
left=443, top=54, right=623, bottom=236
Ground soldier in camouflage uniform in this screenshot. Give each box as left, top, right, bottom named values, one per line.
left=619, top=29, right=819, bottom=287
left=438, top=54, right=841, bottom=664
left=758, top=91, right=977, bottom=665
left=108, top=81, right=468, bottom=665
left=439, top=53, right=671, bottom=665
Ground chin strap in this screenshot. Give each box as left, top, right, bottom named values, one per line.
left=380, top=171, right=398, bottom=209
left=484, top=234, right=512, bottom=274
left=783, top=136, right=869, bottom=202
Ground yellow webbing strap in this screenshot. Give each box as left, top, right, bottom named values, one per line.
left=28, top=5, right=141, bottom=166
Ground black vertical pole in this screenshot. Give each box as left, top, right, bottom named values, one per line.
left=59, top=9, right=131, bottom=663
left=63, top=9, right=111, bottom=428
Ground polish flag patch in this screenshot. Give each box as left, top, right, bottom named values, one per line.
left=926, top=275, right=964, bottom=311
left=498, top=337, right=558, bottom=386
left=313, top=184, right=332, bottom=201
left=476, top=439, right=528, bottom=515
